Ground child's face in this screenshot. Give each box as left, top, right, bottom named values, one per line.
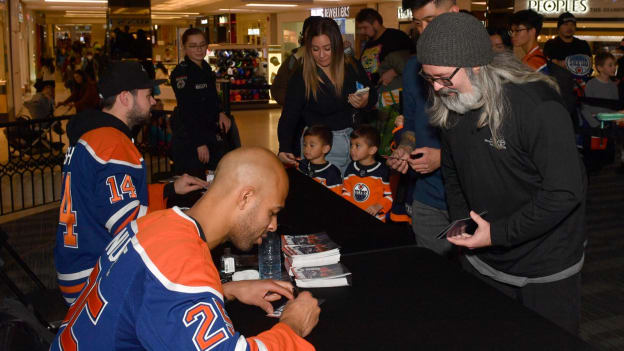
left=303, top=135, right=330, bottom=163
left=597, top=58, right=616, bottom=77
left=350, top=137, right=376, bottom=162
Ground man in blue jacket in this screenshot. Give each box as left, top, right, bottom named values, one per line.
left=387, top=0, right=459, bottom=256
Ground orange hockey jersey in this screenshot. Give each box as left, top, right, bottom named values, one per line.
left=342, top=161, right=393, bottom=221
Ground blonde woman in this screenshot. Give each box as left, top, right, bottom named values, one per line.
left=278, top=17, right=376, bottom=174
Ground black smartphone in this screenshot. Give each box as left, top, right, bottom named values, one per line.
left=436, top=211, right=488, bottom=239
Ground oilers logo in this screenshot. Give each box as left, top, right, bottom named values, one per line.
left=353, top=183, right=370, bottom=202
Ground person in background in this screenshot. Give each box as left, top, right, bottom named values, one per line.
left=543, top=12, right=592, bottom=77
left=356, top=8, right=414, bottom=86
left=386, top=0, right=458, bottom=257
left=581, top=51, right=624, bottom=167
left=56, top=69, right=100, bottom=113
left=419, top=12, right=586, bottom=334
left=170, top=28, right=232, bottom=177
left=26, top=81, right=55, bottom=120
left=271, top=16, right=323, bottom=106
left=155, top=62, right=169, bottom=80
left=487, top=27, right=512, bottom=53
left=51, top=147, right=320, bottom=350
left=298, top=125, right=342, bottom=195
left=342, top=125, right=392, bottom=221
left=39, top=57, right=56, bottom=88
left=510, top=10, right=547, bottom=72
left=82, top=50, right=98, bottom=81
left=278, top=17, right=376, bottom=174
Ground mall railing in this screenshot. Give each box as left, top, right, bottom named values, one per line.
left=0, top=112, right=174, bottom=216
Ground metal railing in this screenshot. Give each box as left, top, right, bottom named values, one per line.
left=0, top=112, right=174, bottom=216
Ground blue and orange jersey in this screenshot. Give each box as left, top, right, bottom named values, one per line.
left=342, top=161, right=393, bottom=221
left=51, top=207, right=314, bottom=351
left=54, top=125, right=150, bottom=305
left=523, top=46, right=548, bottom=73
left=297, top=160, right=342, bottom=195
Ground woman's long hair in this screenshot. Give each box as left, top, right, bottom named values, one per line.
left=429, top=52, right=559, bottom=149
left=302, top=17, right=345, bottom=101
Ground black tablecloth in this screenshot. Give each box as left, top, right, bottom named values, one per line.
left=227, top=246, right=592, bottom=350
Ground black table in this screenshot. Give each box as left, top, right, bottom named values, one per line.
left=277, top=168, right=415, bottom=253
left=227, top=246, right=592, bottom=350
left=172, top=168, right=591, bottom=349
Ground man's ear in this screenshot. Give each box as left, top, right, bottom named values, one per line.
left=368, top=145, right=378, bottom=156
left=118, top=91, right=132, bottom=108
left=449, top=5, right=460, bottom=13
left=236, top=186, right=255, bottom=210
left=472, top=67, right=481, bottom=75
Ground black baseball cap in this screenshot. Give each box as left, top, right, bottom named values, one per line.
left=557, top=12, right=576, bottom=28
left=98, top=61, right=166, bottom=99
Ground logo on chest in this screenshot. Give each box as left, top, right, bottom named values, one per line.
left=195, top=83, right=208, bottom=89
left=484, top=138, right=507, bottom=150
left=353, top=183, right=370, bottom=202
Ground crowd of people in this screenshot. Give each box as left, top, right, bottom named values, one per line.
left=37, top=1, right=624, bottom=348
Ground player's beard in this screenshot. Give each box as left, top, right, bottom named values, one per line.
left=126, top=100, right=150, bottom=129
left=229, top=202, right=265, bottom=251
left=437, top=82, right=484, bottom=115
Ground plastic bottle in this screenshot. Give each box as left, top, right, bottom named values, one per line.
left=258, top=231, right=281, bottom=280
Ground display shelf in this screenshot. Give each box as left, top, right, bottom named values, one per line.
left=212, top=46, right=270, bottom=104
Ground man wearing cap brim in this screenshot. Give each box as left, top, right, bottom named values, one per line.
left=54, top=61, right=208, bottom=305
left=543, top=12, right=592, bottom=74
left=418, top=12, right=586, bottom=334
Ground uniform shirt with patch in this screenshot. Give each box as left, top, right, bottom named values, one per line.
left=342, top=161, right=393, bottom=221
left=51, top=208, right=314, bottom=351
left=297, top=159, right=342, bottom=195
left=170, top=56, right=222, bottom=149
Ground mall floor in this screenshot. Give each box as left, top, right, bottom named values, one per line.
left=1, top=77, right=623, bottom=350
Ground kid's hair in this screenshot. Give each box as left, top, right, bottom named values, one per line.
left=351, top=125, right=380, bottom=148
left=303, top=125, right=333, bottom=148
left=594, top=51, right=615, bottom=68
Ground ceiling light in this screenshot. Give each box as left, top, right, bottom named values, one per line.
left=152, top=11, right=199, bottom=15
left=245, top=3, right=298, bottom=7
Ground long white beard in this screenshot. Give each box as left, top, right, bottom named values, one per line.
left=438, top=86, right=484, bottom=114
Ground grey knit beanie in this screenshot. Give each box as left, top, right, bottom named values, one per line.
left=417, top=12, right=493, bottom=68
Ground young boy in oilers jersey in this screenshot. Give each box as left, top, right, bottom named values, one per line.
left=298, top=125, right=342, bottom=195
left=51, top=147, right=320, bottom=351
left=342, top=125, right=393, bottom=221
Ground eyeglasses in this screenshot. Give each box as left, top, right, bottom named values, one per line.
left=186, top=43, right=207, bottom=50
left=419, top=67, right=461, bottom=87
left=508, top=27, right=529, bottom=36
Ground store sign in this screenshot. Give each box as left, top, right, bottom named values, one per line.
left=516, top=0, right=624, bottom=17
left=398, top=7, right=412, bottom=21
left=311, top=6, right=350, bottom=18
left=527, top=0, right=589, bottom=14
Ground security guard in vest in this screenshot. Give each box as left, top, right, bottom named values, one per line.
left=170, top=28, right=232, bottom=177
